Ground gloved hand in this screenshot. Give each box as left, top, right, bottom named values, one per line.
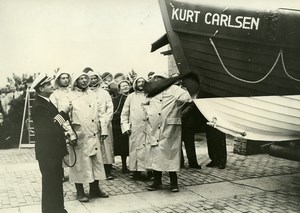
left=123, top=130, right=132, bottom=136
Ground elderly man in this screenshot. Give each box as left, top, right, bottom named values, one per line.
left=121, top=76, right=152, bottom=180
left=144, top=72, right=192, bottom=192
left=67, top=72, right=109, bottom=202
left=31, top=74, right=70, bottom=213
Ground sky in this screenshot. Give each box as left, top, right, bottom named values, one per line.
left=0, top=0, right=168, bottom=87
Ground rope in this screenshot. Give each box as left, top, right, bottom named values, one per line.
left=209, top=38, right=281, bottom=84
left=280, top=49, right=300, bottom=82
left=63, top=145, right=77, bottom=167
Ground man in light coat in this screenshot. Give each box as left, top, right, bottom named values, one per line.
left=121, top=76, right=152, bottom=180
left=144, top=73, right=192, bottom=192
left=50, top=71, right=72, bottom=111
left=88, top=70, right=114, bottom=180
left=67, top=72, right=109, bottom=202
left=50, top=71, right=75, bottom=180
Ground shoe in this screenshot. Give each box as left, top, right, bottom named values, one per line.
left=147, top=182, right=162, bottom=191
left=189, top=164, right=202, bottom=169
left=89, top=190, right=109, bottom=198
left=146, top=172, right=154, bottom=181
left=132, top=171, right=142, bottom=180
left=77, top=194, right=89, bottom=202
left=171, top=185, right=179, bottom=192
left=206, top=161, right=218, bottom=167
left=106, top=175, right=114, bottom=180
left=122, top=168, right=130, bottom=173
left=218, top=164, right=226, bottom=169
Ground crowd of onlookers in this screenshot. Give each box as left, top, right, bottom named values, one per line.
left=1, top=68, right=227, bottom=210
left=0, top=83, right=27, bottom=147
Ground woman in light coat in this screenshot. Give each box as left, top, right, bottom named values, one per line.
left=67, top=72, right=109, bottom=202
left=143, top=73, right=191, bottom=192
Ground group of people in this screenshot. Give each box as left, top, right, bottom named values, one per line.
left=31, top=67, right=227, bottom=213
left=0, top=85, right=24, bottom=116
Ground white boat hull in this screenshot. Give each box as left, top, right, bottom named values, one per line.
left=193, top=95, right=300, bottom=141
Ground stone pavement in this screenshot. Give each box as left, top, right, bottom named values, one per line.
left=0, top=133, right=300, bottom=213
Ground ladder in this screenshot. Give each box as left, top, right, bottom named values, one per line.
left=27, top=89, right=36, bottom=144
left=18, top=88, right=35, bottom=149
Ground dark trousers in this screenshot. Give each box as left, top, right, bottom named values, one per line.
left=38, top=158, right=65, bottom=213
left=153, top=170, right=178, bottom=186
left=181, top=127, right=198, bottom=166
left=205, top=125, right=227, bottom=166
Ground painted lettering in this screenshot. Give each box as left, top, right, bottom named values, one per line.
left=211, top=13, right=219, bottom=25
left=251, top=18, right=259, bottom=30
left=204, top=13, right=260, bottom=30
left=172, top=8, right=179, bottom=20
left=220, top=14, right=228, bottom=27
left=170, top=6, right=260, bottom=31
left=179, top=9, right=186, bottom=21
left=243, top=16, right=251, bottom=29
left=235, top=16, right=243, bottom=28
left=171, top=7, right=201, bottom=23
left=194, top=11, right=201, bottom=22
left=186, top=10, right=194, bottom=22
left=205, top=12, right=212, bottom=24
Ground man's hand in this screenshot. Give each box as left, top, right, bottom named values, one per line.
left=100, top=135, right=108, bottom=141
left=62, top=102, right=72, bottom=114
left=123, top=130, right=132, bottom=136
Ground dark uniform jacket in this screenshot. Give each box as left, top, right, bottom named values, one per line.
left=32, top=95, right=68, bottom=160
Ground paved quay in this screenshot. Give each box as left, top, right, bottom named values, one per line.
left=0, top=133, right=300, bottom=213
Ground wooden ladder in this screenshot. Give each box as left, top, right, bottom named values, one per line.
left=19, top=89, right=35, bottom=149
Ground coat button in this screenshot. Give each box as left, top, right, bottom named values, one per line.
left=160, top=99, right=162, bottom=102
left=158, top=126, right=160, bottom=129
left=94, top=133, right=96, bottom=136
left=92, top=119, right=94, bottom=122
left=157, top=140, right=159, bottom=142
left=158, top=113, right=161, bottom=115
left=95, top=148, right=98, bottom=150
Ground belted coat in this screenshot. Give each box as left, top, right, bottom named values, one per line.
left=143, top=85, right=191, bottom=172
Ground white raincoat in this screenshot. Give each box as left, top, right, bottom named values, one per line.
left=67, top=72, right=106, bottom=183
left=50, top=71, right=72, bottom=112
left=144, top=84, right=191, bottom=172
left=89, top=72, right=114, bottom=164
left=50, top=71, right=76, bottom=166
left=120, top=77, right=148, bottom=171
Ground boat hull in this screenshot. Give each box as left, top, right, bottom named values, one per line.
left=159, top=0, right=300, bottom=98
left=158, top=0, right=300, bottom=141
left=194, top=95, right=300, bottom=141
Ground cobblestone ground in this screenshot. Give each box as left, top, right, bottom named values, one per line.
left=1, top=135, right=300, bottom=212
